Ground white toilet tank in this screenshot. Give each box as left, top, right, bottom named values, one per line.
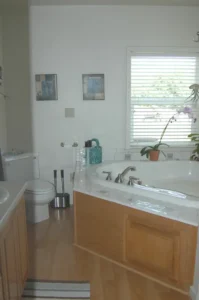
left=2, top=153, right=39, bottom=182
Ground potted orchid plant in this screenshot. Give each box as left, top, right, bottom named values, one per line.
left=188, top=133, right=199, bottom=161
left=140, top=106, right=196, bottom=161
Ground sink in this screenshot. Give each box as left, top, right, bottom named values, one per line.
left=0, top=187, right=9, bottom=204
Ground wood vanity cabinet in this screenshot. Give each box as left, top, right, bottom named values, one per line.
left=74, top=192, right=198, bottom=293
left=0, top=197, right=28, bottom=300
left=15, top=199, right=29, bottom=292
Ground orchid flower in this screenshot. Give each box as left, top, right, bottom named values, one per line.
left=159, top=106, right=197, bottom=145
left=177, top=106, right=197, bottom=122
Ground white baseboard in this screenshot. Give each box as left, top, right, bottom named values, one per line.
left=190, top=286, right=197, bottom=300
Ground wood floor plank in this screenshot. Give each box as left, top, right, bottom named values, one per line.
left=28, top=207, right=190, bottom=300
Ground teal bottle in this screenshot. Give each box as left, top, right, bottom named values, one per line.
left=88, top=138, right=102, bottom=165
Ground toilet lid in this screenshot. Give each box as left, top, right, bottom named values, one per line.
left=26, top=179, right=54, bottom=194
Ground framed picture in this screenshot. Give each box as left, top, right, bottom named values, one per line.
left=82, top=74, right=105, bottom=100
left=35, top=74, right=58, bottom=101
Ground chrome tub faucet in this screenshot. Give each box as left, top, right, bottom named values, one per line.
left=115, top=166, right=136, bottom=183
left=127, top=176, right=141, bottom=186
left=103, top=171, right=112, bottom=181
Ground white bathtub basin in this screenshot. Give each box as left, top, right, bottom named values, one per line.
left=93, top=161, right=199, bottom=208
left=0, top=187, right=9, bottom=204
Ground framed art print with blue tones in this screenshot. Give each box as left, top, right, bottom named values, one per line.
left=82, top=74, right=105, bottom=100
left=35, top=74, right=58, bottom=101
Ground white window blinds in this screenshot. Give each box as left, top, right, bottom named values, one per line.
left=128, top=51, right=199, bottom=147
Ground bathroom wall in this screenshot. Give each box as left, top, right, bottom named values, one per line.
left=2, top=3, right=33, bottom=152
left=30, top=7, right=199, bottom=295
left=29, top=5, right=199, bottom=191
left=0, top=16, right=7, bottom=152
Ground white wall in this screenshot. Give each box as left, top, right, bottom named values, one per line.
left=30, top=5, right=199, bottom=186
left=30, top=6, right=199, bottom=294
left=2, top=5, right=33, bottom=152
left=0, top=16, right=7, bottom=152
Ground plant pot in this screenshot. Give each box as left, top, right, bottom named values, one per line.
left=149, top=150, right=160, bottom=161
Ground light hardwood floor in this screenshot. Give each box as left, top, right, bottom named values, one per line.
left=28, top=207, right=190, bottom=300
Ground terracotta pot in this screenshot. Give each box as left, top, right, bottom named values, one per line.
left=149, top=150, right=160, bottom=161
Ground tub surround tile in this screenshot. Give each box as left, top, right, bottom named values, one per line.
left=74, top=166, right=199, bottom=226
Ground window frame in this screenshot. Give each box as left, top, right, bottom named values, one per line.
left=126, top=47, right=199, bottom=149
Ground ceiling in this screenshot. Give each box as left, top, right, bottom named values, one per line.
left=30, top=0, right=199, bottom=6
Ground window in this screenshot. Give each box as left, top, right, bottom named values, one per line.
left=127, top=48, right=199, bottom=147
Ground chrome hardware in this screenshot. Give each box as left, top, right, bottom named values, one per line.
left=127, top=176, right=139, bottom=186
left=103, top=171, right=112, bottom=181
left=61, top=142, right=79, bottom=148
left=115, top=173, right=123, bottom=183
left=115, top=166, right=136, bottom=183
left=121, top=166, right=136, bottom=177
left=121, top=166, right=136, bottom=182
left=194, top=31, right=199, bottom=42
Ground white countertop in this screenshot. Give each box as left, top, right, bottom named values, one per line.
left=74, top=167, right=199, bottom=227
left=0, top=181, right=27, bottom=230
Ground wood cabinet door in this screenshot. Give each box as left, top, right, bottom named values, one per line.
left=74, top=192, right=197, bottom=291
left=125, top=218, right=180, bottom=281
left=15, top=198, right=28, bottom=292
left=125, top=215, right=197, bottom=288
left=0, top=220, right=20, bottom=300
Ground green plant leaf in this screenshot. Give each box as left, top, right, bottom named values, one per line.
left=192, top=149, right=198, bottom=154
left=153, top=142, right=169, bottom=150
left=191, top=137, right=199, bottom=141
left=190, top=154, right=199, bottom=161
left=140, top=146, right=153, bottom=156
left=188, top=133, right=199, bottom=137
left=140, top=146, right=148, bottom=154
left=188, top=133, right=199, bottom=145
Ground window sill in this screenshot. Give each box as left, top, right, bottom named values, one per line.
left=129, top=143, right=194, bottom=150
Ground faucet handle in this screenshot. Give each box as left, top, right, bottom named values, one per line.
left=128, top=176, right=139, bottom=186
left=103, top=171, right=112, bottom=181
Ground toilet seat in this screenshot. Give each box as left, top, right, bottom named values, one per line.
left=25, top=179, right=54, bottom=195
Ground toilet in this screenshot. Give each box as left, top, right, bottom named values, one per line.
left=25, top=179, right=55, bottom=223
left=2, top=152, right=56, bottom=223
